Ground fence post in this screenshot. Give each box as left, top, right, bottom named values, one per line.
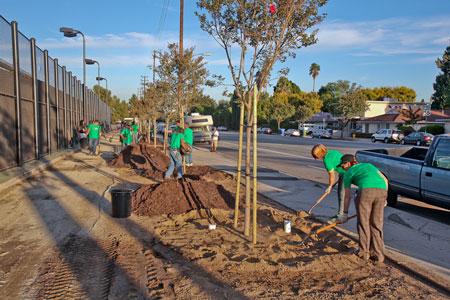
left=30, top=38, right=39, bottom=159
left=11, top=21, right=23, bottom=165
left=54, top=59, right=60, bottom=150
left=44, top=50, right=50, bottom=154
left=62, top=66, right=67, bottom=148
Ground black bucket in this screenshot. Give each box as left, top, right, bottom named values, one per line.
left=110, top=189, right=133, bottom=218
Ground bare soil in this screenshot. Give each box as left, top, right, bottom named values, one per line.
left=0, top=142, right=447, bottom=299
left=110, top=143, right=170, bottom=180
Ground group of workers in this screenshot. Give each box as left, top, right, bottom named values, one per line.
left=312, top=144, right=388, bottom=264
left=119, top=121, right=140, bottom=149
left=73, top=119, right=105, bottom=155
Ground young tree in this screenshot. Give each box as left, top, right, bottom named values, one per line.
left=432, top=46, right=450, bottom=110
left=330, top=89, right=369, bottom=138
left=318, top=80, right=355, bottom=112
left=309, top=63, right=320, bottom=92
left=197, top=0, right=327, bottom=240
left=400, top=106, right=423, bottom=125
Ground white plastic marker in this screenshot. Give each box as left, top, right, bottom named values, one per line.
left=283, top=220, right=291, bottom=233
left=208, top=224, right=216, bottom=230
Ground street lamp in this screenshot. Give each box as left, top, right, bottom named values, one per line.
left=85, top=58, right=100, bottom=86
left=60, top=26, right=86, bottom=118
left=96, top=76, right=108, bottom=91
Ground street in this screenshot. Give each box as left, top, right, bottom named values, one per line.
left=198, top=131, right=450, bottom=225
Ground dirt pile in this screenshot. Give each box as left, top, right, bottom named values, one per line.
left=110, top=144, right=170, bottom=179
left=132, top=179, right=234, bottom=216
left=185, top=166, right=234, bottom=182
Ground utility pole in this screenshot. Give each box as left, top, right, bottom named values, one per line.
left=178, top=0, right=184, bottom=126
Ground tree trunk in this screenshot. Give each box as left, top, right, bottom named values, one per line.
left=244, top=121, right=252, bottom=237
left=234, top=103, right=245, bottom=229
left=153, top=117, right=157, bottom=147
left=313, top=78, right=316, bottom=92
left=147, top=119, right=151, bottom=143
left=277, top=120, right=281, bottom=131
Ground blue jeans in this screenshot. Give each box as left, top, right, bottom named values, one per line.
left=165, top=149, right=183, bottom=179
left=89, top=138, right=99, bottom=154
left=184, top=151, right=193, bottom=165
left=337, top=174, right=345, bottom=215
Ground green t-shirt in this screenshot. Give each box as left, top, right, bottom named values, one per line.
left=323, top=149, right=344, bottom=175
left=87, top=123, right=101, bottom=139
left=132, top=124, right=139, bottom=133
left=120, top=128, right=133, bottom=145
left=183, top=128, right=193, bottom=145
left=343, top=163, right=387, bottom=190
left=170, top=132, right=184, bottom=150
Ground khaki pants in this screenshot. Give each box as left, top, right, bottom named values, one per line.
left=211, top=139, right=218, bottom=152
left=355, top=188, right=387, bottom=262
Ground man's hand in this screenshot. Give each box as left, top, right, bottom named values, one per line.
left=325, top=185, right=333, bottom=194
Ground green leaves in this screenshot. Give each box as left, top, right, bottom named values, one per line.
left=432, top=46, right=450, bottom=109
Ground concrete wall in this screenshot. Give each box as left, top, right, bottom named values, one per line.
left=362, top=122, right=392, bottom=133
left=445, top=122, right=450, bottom=134
left=365, top=102, right=389, bottom=118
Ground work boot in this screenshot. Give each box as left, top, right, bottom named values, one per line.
left=354, top=249, right=370, bottom=261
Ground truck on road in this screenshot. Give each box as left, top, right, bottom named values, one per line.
left=184, top=113, right=213, bottom=144
left=356, top=135, right=450, bottom=209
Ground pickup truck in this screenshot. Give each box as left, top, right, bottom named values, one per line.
left=356, top=135, right=450, bottom=209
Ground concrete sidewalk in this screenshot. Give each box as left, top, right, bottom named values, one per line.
left=192, top=145, right=450, bottom=285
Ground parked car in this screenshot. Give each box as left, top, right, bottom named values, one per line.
left=217, top=126, right=228, bottom=131
left=371, top=129, right=403, bottom=143
left=356, top=135, right=450, bottom=209
left=285, top=129, right=301, bottom=137
left=299, top=123, right=314, bottom=135
left=261, top=127, right=273, bottom=134
left=401, top=132, right=434, bottom=146
left=311, top=128, right=332, bottom=139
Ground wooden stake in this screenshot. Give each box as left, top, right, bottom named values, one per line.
left=233, top=102, right=245, bottom=228
left=252, top=86, right=258, bottom=244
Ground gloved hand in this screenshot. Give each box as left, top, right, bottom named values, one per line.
left=336, top=213, right=348, bottom=224
left=325, top=185, right=333, bottom=194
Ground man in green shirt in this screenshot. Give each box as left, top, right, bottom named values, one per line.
left=164, top=126, right=184, bottom=179
left=86, top=120, right=101, bottom=155
left=131, top=121, right=139, bottom=144
left=311, top=144, right=345, bottom=219
left=120, top=124, right=133, bottom=150
left=183, top=124, right=194, bottom=166
left=339, top=154, right=388, bottom=263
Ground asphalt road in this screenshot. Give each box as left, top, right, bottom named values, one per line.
left=196, top=131, right=450, bottom=225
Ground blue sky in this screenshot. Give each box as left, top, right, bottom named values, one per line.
left=2, top=0, right=450, bottom=102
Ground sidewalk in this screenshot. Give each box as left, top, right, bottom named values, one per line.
left=192, top=145, right=450, bottom=286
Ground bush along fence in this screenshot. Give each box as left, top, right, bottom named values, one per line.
left=0, top=16, right=111, bottom=170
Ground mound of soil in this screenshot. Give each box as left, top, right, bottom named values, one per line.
left=110, top=144, right=170, bottom=180
left=185, top=166, right=233, bottom=182
left=132, top=179, right=234, bottom=216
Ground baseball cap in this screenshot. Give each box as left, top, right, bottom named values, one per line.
left=340, top=154, right=356, bottom=166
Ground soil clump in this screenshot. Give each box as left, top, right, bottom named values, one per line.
left=132, top=179, right=234, bottom=217
left=110, top=144, right=170, bottom=180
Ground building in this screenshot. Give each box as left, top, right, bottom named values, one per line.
left=359, top=110, right=449, bottom=134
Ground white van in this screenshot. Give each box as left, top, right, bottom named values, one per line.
left=185, top=114, right=214, bottom=143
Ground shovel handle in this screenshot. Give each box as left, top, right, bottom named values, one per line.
left=316, top=214, right=357, bottom=235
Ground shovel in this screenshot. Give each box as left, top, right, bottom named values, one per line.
left=300, top=214, right=357, bottom=247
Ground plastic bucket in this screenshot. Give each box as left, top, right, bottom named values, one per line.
left=110, top=189, right=133, bottom=218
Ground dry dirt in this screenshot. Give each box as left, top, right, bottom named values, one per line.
left=0, top=142, right=447, bottom=299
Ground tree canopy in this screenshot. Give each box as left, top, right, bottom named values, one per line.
left=432, top=45, right=450, bottom=110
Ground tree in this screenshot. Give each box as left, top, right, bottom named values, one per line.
left=432, top=46, right=450, bottom=110
left=273, top=76, right=301, bottom=94
left=360, top=86, right=416, bottom=102
left=197, top=0, right=328, bottom=240
left=290, top=91, right=322, bottom=125
left=270, top=92, right=295, bottom=130
left=156, top=43, right=213, bottom=123
left=330, top=89, right=369, bottom=137
left=400, top=106, right=423, bottom=125
left=318, top=80, right=356, bottom=112
left=93, top=85, right=128, bottom=122
left=309, top=63, right=320, bottom=92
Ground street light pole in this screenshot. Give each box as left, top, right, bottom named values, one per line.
left=85, top=58, right=100, bottom=86
left=60, top=27, right=87, bottom=120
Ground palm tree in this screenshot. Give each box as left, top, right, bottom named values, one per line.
left=309, top=63, right=320, bottom=92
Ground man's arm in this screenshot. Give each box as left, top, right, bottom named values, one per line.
left=343, top=188, right=351, bottom=213
left=326, top=171, right=336, bottom=194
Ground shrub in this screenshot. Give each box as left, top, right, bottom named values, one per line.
left=354, top=132, right=373, bottom=138
left=419, top=125, right=445, bottom=135
left=397, top=125, right=415, bottom=136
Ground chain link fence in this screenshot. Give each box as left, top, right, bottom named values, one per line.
left=0, top=16, right=111, bottom=170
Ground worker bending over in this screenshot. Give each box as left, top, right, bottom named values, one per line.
left=338, top=154, right=388, bottom=264
left=311, top=144, right=345, bottom=219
